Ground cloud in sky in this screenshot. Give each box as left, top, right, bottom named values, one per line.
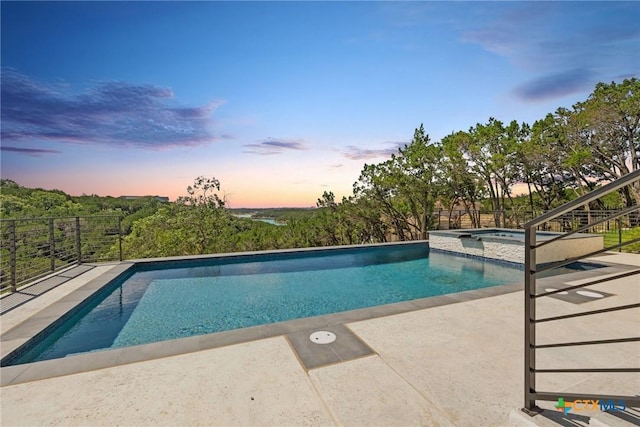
left=342, top=142, right=403, bottom=161
left=458, top=2, right=640, bottom=101
left=512, top=69, right=595, bottom=101
left=0, top=146, right=62, bottom=157
left=243, top=138, right=308, bottom=155
left=0, top=68, right=222, bottom=153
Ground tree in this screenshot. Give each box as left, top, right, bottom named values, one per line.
left=457, top=118, right=523, bottom=226
left=0, top=194, right=35, bottom=218
left=441, top=131, right=484, bottom=227
left=351, top=124, right=442, bottom=240
left=122, top=176, right=233, bottom=257
left=393, top=124, right=442, bottom=239
left=353, top=161, right=408, bottom=241
left=315, top=191, right=341, bottom=245
left=574, top=78, right=640, bottom=205
left=522, top=114, right=575, bottom=211
left=177, top=176, right=225, bottom=209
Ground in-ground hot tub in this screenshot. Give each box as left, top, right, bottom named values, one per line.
left=428, top=228, right=604, bottom=265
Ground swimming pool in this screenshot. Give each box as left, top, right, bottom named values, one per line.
left=4, top=243, right=527, bottom=365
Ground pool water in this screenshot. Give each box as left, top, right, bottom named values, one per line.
left=10, top=244, right=527, bottom=364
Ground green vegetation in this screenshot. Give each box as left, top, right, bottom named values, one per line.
left=2, top=78, right=639, bottom=262
left=1, top=179, right=168, bottom=233
left=602, top=227, right=640, bottom=253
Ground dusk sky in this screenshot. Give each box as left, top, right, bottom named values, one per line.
left=1, top=1, right=639, bottom=208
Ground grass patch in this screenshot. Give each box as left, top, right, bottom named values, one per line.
left=601, top=226, right=640, bottom=253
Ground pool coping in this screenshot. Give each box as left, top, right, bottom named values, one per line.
left=2, top=243, right=637, bottom=387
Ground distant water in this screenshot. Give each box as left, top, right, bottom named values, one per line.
left=256, top=218, right=284, bottom=225
left=233, top=214, right=285, bottom=226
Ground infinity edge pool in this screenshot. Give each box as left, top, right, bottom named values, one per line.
left=0, top=240, right=623, bottom=386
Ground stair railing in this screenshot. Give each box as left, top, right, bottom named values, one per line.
left=523, top=169, right=640, bottom=414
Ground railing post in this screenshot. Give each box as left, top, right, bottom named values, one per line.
left=75, top=216, right=82, bottom=264
left=9, top=220, right=17, bottom=292
left=49, top=218, right=55, bottom=271
left=524, top=226, right=537, bottom=412
left=617, top=218, right=622, bottom=252
left=118, top=216, right=123, bottom=261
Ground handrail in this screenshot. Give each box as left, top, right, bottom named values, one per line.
left=0, top=214, right=121, bottom=222
left=535, top=303, right=640, bottom=323
left=535, top=336, right=640, bottom=348
left=525, top=169, right=640, bottom=228
left=523, top=171, right=640, bottom=415
left=0, top=215, right=122, bottom=292
left=533, top=204, right=640, bottom=250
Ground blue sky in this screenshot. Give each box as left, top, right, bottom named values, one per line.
left=2, top=1, right=639, bottom=207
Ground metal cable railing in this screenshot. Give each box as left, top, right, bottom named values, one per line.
left=523, top=170, right=640, bottom=414
left=0, top=215, right=122, bottom=293
left=433, top=208, right=636, bottom=236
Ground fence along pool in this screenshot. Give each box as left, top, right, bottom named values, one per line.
left=0, top=216, right=122, bottom=292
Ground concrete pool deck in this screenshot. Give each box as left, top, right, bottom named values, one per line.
left=1, top=252, right=639, bottom=426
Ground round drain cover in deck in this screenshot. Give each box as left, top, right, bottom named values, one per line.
left=310, top=331, right=336, bottom=344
